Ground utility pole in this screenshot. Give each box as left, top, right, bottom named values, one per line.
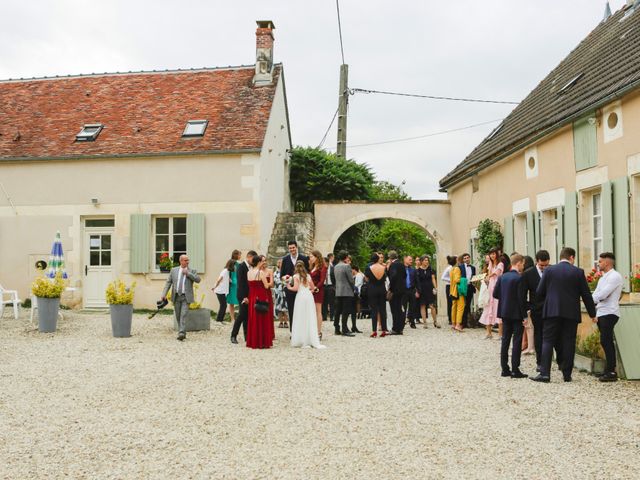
left=336, top=64, right=348, bottom=159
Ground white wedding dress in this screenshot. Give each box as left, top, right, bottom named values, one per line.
left=291, top=276, right=326, bottom=349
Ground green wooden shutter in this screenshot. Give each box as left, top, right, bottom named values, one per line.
left=602, top=181, right=614, bottom=252
left=526, top=211, right=536, bottom=257
left=556, top=206, right=564, bottom=259
left=130, top=214, right=151, bottom=273
left=534, top=211, right=542, bottom=252
left=503, top=216, right=514, bottom=254
left=187, top=214, right=206, bottom=273
left=573, top=116, right=597, bottom=171
left=564, top=191, right=578, bottom=251
left=612, top=176, right=631, bottom=292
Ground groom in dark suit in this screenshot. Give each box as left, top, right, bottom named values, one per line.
left=532, top=247, right=596, bottom=383
left=521, top=249, right=552, bottom=370
left=280, top=240, right=309, bottom=331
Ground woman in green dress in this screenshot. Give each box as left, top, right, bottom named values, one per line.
left=226, top=250, right=242, bottom=324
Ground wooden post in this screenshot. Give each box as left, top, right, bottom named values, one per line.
left=336, top=64, right=349, bottom=159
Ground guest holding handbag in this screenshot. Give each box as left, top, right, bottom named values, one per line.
left=246, top=255, right=275, bottom=349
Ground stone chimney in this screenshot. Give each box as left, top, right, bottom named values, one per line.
left=253, top=20, right=275, bottom=86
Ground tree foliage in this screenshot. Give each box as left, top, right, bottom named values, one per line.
left=289, top=147, right=374, bottom=212
left=369, top=181, right=410, bottom=201
left=476, top=218, right=504, bottom=260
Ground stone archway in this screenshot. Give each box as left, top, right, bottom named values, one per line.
left=314, top=200, right=452, bottom=319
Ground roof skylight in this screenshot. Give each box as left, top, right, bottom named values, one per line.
left=76, top=124, right=103, bottom=142
left=558, top=73, right=584, bottom=94
left=182, top=120, right=208, bottom=137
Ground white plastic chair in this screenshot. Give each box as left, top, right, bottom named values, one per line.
left=0, top=284, right=21, bottom=319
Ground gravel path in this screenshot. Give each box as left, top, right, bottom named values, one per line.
left=1, top=311, right=639, bottom=479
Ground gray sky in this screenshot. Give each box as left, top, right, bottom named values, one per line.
left=0, top=0, right=624, bottom=198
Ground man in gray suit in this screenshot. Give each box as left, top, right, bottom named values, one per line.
left=333, top=250, right=356, bottom=337
left=161, top=254, right=201, bottom=341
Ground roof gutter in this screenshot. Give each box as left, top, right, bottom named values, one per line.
left=0, top=148, right=262, bottom=163
left=439, top=77, right=640, bottom=192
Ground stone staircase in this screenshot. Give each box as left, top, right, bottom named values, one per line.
left=267, top=212, right=315, bottom=266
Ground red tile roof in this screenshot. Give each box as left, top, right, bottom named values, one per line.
left=0, top=65, right=281, bottom=160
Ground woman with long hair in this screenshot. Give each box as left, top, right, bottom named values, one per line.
left=521, top=255, right=536, bottom=354
left=416, top=255, right=439, bottom=328
left=226, top=249, right=242, bottom=324
left=479, top=248, right=504, bottom=339
left=288, top=260, right=326, bottom=348
left=364, top=252, right=388, bottom=337
left=273, top=258, right=289, bottom=328
left=246, top=255, right=275, bottom=349
left=309, top=250, right=327, bottom=340
left=212, top=259, right=236, bottom=323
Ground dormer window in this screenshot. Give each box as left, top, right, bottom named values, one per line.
left=76, top=124, right=103, bottom=142
left=182, top=120, right=208, bottom=137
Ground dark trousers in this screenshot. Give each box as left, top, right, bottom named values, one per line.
left=462, top=294, right=473, bottom=328
left=597, top=314, right=619, bottom=373
left=390, top=291, right=405, bottom=333
left=540, top=317, right=577, bottom=378
left=402, top=288, right=419, bottom=324
left=445, top=285, right=452, bottom=324
left=334, top=296, right=354, bottom=333
left=231, top=302, right=248, bottom=339
left=285, top=290, right=297, bottom=331
left=368, top=291, right=388, bottom=332
left=215, top=293, right=227, bottom=322
left=322, top=285, right=336, bottom=322
left=531, top=314, right=543, bottom=366
left=501, top=318, right=524, bottom=372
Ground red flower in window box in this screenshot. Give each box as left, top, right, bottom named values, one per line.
left=159, top=252, right=174, bottom=272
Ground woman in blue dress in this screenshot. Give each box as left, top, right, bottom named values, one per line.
left=226, top=250, right=241, bottom=324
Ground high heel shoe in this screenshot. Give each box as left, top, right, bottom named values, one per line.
left=370, top=332, right=377, bottom=338
left=318, top=332, right=323, bottom=341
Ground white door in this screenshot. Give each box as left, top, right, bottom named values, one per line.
left=83, top=230, right=114, bottom=308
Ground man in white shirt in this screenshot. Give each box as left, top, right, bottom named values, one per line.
left=592, top=252, right=623, bottom=382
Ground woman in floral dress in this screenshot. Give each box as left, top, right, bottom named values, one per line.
left=273, top=258, right=289, bottom=328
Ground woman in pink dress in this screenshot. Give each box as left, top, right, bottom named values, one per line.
left=479, top=248, right=503, bottom=339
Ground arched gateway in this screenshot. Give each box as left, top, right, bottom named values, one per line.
left=314, top=200, right=453, bottom=318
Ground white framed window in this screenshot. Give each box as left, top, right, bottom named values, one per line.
left=514, top=213, right=527, bottom=254
left=592, top=192, right=603, bottom=267
left=153, top=216, right=187, bottom=270
left=540, top=209, right=559, bottom=263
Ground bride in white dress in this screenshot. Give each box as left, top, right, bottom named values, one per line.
left=288, top=261, right=326, bottom=349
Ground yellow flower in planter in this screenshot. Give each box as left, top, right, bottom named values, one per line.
left=31, top=271, right=67, bottom=298
left=189, top=283, right=205, bottom=310
left=105, top=280, right=136, bottom=305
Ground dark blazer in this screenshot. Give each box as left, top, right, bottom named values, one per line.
left=522, top=266, right=543, bottom=319
left=281, top=253, right=310, bottom=278
left=326, top=262, right=336, bottom=286
left=459, top=263, right=477, bottom=296
left=236, top=261, right=250, bottom=303
left=493, top=269, right=527, bottom=320
left=388, top=260, right=406, bottom=294
left=536, top=261, right=596, bottom=321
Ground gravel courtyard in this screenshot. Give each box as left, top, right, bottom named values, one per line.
left=1, top=310, right=639, bottom=479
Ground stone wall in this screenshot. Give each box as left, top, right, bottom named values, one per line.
left=267, top=212, right=314, bottom=265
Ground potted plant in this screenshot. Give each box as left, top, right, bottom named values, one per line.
left=172, top=284, right=211, bottom=332
left=585, top=267, right=603, bottom=292
left=574, top=329, right=606, bottom=375
left=630, top=264, right=640, bottom=303
left=158, top=253, right=174, bottom=273
left=105, top=279, right=136, bottom=337
left=31, top=272, right=67, bottom=332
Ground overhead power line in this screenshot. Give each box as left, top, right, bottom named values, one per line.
left=351, top=88, right=520, bottom=105
left=336, top=0, right=346, bottom=64
left=328, top=118, right=503, bottom=149
left=318, top=107, right=339, bottom=148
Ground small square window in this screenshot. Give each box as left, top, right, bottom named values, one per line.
left=182, top=120, right=208, bottom=137
left=76, top=123, right=103, bottom=142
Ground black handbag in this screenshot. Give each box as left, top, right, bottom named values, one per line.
left=255, top=300, right=270, bottom=313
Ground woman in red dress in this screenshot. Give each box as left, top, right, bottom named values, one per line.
left=246, top=255, right=275, bottom=349
left=309, top=250, right=327, bottom=341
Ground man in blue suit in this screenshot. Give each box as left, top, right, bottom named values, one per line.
left=531, top=247, right=596, bottom=383
left=493, top=253, right=528, bottom=378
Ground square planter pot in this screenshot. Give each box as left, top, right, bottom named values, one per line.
left=574, top=353, right=606, bottom=375
left=109, top=304, right=133, bottom=337
left=629, top=292, right=640, bottom=304
left=173, top=308, right=211, bottom=332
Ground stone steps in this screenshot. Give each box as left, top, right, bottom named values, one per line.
left=267, top=212, right=315, bottom=266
